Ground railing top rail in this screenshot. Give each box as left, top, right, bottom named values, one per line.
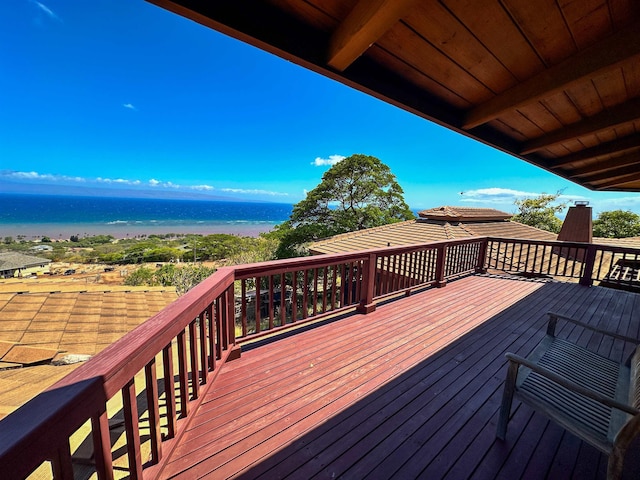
left=0, top=378, right=106, bottom=479
left=233, top=237, right=487, bottom=279
left=487, top=236, right=640, bottom=254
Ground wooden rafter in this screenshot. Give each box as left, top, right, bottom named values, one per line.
left=520, top=98, right=640, bottom=155
left=585, top=163, right=640, bottom=185
left=463, top=25, right=640, bottom=130
left=569, top=151, right=640, bottom=177
left=327, top=0, right=417, bottom=71
left=594, top=171, right=640, bottom=190
left=550, top=133, right=640, bottom=168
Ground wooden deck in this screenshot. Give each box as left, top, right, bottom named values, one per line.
left=160, top=274, right=640, bottom=479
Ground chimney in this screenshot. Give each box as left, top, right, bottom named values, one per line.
left=557, top=201, right=592, bottom=243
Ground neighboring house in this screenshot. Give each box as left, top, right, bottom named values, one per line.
left=310, top=204, right=640, bottom=292
left=30, top=245, right=53, bottom=252
left=0, top=253, right=51, bottom=279
left=310, top=206, right=556, bottom=255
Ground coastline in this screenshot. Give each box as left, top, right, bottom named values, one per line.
left=0, top=221, right=279, bottom=240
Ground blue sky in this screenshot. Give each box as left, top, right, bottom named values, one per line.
left=1, top=0, right=640, bottom=216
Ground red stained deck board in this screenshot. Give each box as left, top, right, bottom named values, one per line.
left=159, top=275, right=640, bottom=479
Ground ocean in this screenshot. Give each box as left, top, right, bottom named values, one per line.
left=0, top=193, right=293, bottom=239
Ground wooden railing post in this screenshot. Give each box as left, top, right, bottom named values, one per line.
left=435, top=244, right=447, bottom=287
left=357, top=253, right=376, bottom=314
left=91, top=410, right=114, bottom=480
left=580, top=244, right=598, bottom=286
left=476, top=239, right=488, bottom=273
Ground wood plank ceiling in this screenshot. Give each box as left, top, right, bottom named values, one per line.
left=149, top=0, right=640, bottom=191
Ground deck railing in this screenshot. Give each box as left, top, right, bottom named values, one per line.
left=1, top=236, right=639, bottom=479
left=486, top=237, right=640, bottom=291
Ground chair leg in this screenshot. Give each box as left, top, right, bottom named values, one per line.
left=497, top=360, right=518, bottom=440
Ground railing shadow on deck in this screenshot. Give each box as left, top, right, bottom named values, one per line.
left=230, top=280, right=640, bottom=480
left=1, top=236, right=639, bottom=479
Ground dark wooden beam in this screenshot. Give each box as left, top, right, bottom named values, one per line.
left=327, top=0, right=418, bottom=71
left=550, top=133, right=640, bottom=168
left=568, top=150, right=640, bottom=177
left=520, top=98, right=640, bottom=155
left=463, top=25, right=640, bottom=130
left=593, top=171, right=640, bottom=190
left=583, top=163, right=640, bottom=184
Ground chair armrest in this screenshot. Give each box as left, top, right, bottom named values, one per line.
left=547, top=312, right=640, bottom=344
left=505, top=352, right=639, bottom=416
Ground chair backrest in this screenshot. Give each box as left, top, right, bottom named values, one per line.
left=631, top=345, right=640, bottom=410
left=629, top=345, right=640, bottom=410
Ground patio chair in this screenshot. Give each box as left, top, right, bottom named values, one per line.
left=497, top=312, right=640, bottom=479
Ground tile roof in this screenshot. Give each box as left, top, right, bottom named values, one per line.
left=593, top=236, right=640, bottom=249
left=0, top=252, right=51, bottom=271
left=310, top=215, right=556, bottom=255
left=418, top=206, right=512, bottom=221
left=0, top=287, right=177, bottom=419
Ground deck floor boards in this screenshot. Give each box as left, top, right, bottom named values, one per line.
left=160, top=275, right=640, bottom=479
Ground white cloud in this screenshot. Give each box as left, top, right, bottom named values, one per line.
left=32, top=1, right=61, bottom=22
left=96, top=177, right=141, bottom=186
left=220, top=188, right=288, bottom=197
left=123, top=103, right=137, bottom=111
left=590, top=196, right=640, bottom=210
left=459, top=188, right=539, bottom=204
left=2, top=170, right=84, bottom=183
left=1, top=169, right=292, bottom=198
left=312, top=154, right=345, bottom=167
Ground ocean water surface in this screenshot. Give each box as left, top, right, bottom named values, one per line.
left=0, top=193, right=293, bottom=238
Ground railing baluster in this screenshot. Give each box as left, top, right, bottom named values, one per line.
left=255, top=275, right=261, bottom=333
left=50, top=441, right=74, bottom=480
left=401, top=253, right=408, bottom=289
left=145, top=358, right=162, bottom=464
left=188, top=320, right=199, bottom=399
left=331, top=265, right=338, bottom=310
left=226, top=284, right=236, bottom=344
left=199, top=311, right=207, bottom=382
left=356, top=260, right=363, bottom=302
left=313, top=267, right=319, bottom=316
left=322, top=266, right=328, bottom=313
left=292, top=271, right=299, bottom=320
left=594, top=250, right=605, bottom=282
left=122, top=378, right=143, bottom=480
left=302, top=269, right=309, bottom=319
left=162, top=343, right=176, bottom=439
left=207, top=303, right=216, bottom=369
left=177, top=330, right=189, bottom=417
left=268, top=275, right=274, bottom=329
left=280, top=273, right=286, bottom=326
left=91, top=410, right=114, bottom=480
left=241, top=279, right=247, bottom=337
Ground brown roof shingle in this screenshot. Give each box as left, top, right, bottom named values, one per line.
left=417, top=206, right=512, bottom=221
left=310, top=209, right=557, bottom=255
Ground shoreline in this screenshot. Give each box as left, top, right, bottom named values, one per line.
left=0, top=222, right=280, bottom=240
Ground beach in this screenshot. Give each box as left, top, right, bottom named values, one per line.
left=0, top=221, right=278, bottom=240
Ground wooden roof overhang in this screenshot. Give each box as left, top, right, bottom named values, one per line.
left=149, top=0, right=640, bottom=192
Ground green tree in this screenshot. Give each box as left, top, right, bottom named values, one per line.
left=512, top=192, right=567, bottom=233
left=593, top=210, right=640, bottom=238
left=275, top=154, right=414, bottom=258
left=124, top=267, right=156, bottom=286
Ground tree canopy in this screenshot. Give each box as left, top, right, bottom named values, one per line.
left=593, top=210, right=640, bottom=238
left=274, top=154, right=414, bottom=258
left=512, top=192, right=567, bottom=233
